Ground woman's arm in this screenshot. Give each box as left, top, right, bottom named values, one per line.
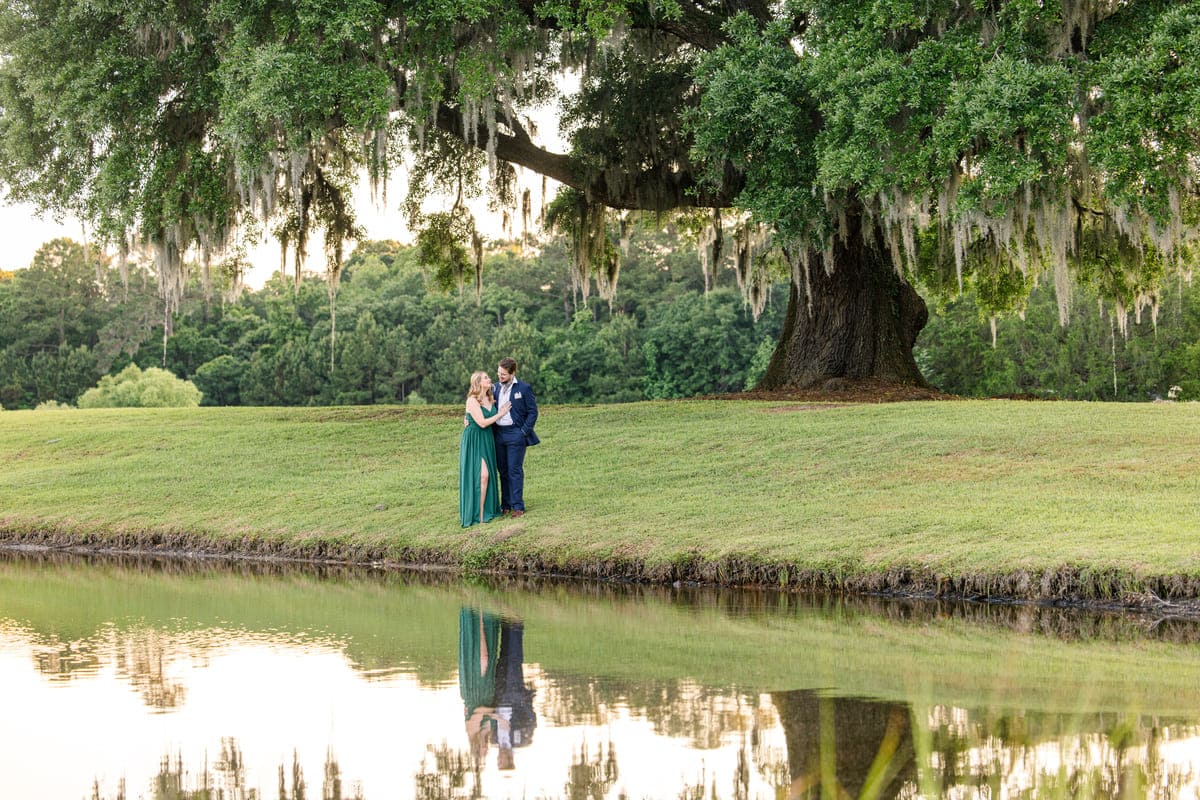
left=466, top=397, right=511, bottom=427
left=465, top=397, right=489, bottom=427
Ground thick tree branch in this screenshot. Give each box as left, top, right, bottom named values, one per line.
left=432, top=101, right=743, bottom=210
left=432, top=101, right=574, bottom=182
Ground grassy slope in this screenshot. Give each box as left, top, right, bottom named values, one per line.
left=2, top=401, right=1200, bottom=594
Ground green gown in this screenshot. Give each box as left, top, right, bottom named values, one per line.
left=460, top=403, right=502, bottom=527
left=459, top=608, right=500, bottom=716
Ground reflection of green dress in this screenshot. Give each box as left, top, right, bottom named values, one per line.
left=460, top=404, right=502, bottom=527
left=459, top=608, right=500, bottom=717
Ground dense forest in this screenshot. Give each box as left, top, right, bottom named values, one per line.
left=0, top=231, right=786, bottom=409
left=1, top=230, right=1197, bottom=410
left=920, top=280, right=1200, bottom=403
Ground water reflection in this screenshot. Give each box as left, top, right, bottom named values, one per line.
left=78, top=702, right=1200, bottom=799
left=459, top=610, right=537, bottom=771
left=562, top=741, right=620, bottom=800
left=33, top=639, right=101, bottom=680
left=4, top=550, right=1200, bottom=798
left=773, top=693, right=914, bottom=800
left=116, top=629, right=190, bottom=710
left=764, top=694, right=1200, bottom=800
left=24, top=624, right=191, bottom=710
left=89, top=741, right=362, bottom=800
left=414, top=743, right=477, bottom=800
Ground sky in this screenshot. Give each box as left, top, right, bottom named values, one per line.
left=2, top=201, right=83, bottom=273
left=0, top=197, right=358, bottom=289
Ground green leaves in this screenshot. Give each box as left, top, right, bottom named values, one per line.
left=933, top=55, right=1074, bottom=214
left=1086, top=2, right=1200, bottom=225
left=691, top=14, right=821, bottom=240
left=77, top=363, right=203, bottom=407
left=416, top=210, right=478, bottom=293
left=687, top=0, right=1200, bottom=328
left=536, top=0, right=636, bottom=37
left=5, top=0, right=1200, bottom=384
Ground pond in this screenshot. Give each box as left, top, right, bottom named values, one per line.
left=2, top=550, right=1199, bottom=799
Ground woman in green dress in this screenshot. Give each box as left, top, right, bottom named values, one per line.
left=460, top=371, right=511, bottom=527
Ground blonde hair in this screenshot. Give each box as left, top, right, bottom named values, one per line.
left=466, top=371, right=491, bottom=404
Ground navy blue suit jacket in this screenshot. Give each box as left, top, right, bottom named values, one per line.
left=493, top=379, right=540, bottom=446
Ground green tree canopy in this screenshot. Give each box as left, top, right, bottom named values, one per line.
left=3, top=1, right=1199, bottom=388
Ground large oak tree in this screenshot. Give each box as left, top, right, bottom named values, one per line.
left=2, top=0, right=1198, bottom=388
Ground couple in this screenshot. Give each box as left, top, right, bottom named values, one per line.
left=459, top=357, right=539, bottom=527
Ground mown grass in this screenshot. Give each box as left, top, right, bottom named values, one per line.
left=2, top=400, right=1200, bottom=591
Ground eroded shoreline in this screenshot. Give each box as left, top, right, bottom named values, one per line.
left=5, top=529, right=1199, bottom=619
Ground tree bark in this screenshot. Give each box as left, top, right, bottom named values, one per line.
left=758, top=215, right=929, bottom=390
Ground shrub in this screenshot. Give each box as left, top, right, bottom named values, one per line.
left=35, top=400, right=74, bottom=410
left=77, top=364, right=202, bottom=408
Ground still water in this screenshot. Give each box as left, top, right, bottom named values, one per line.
left=2, top=551, right=1200, bottom=800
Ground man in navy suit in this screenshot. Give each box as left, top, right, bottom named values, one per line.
left=492, top=357, right=539, bottom=517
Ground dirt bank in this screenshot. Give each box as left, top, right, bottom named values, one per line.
left=4, top=528, right=1198, bottom=618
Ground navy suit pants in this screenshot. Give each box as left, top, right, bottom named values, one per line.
left=494, top=425, right=527, bottom=511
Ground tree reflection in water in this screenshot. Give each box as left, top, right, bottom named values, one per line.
left=20, top=565, right=1196, bottom=800
left=771, top=692, right=915, bottom=800
left=33, top=641, right=101, bottom=681
left=537, top=679, right=770, bottom=751
left=29, top=626, right=188, bottom=710
left=83, top=708, right=1200, bottom=800
left=563, top=740, right=619, bottom=800
left=89, top=741, right=363, bottom=800
left=115, top=629, right=188, bottom=711
left=414, top=743, right=480, bottom=800
left=411, top=739, right=618, bottom=800
left=765, top=691, right=1199, bottom=800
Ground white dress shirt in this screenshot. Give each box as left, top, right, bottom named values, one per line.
left=497, top=381, right=515, bottom=426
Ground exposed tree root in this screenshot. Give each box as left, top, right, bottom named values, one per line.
left=715, top=378, right=956, bottom=403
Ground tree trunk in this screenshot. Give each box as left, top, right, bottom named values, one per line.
left=758, top=215, right=929, bottom=390
left=329, top=293, right=337, bottom=374
left=162, top=306, right=171, bottom=369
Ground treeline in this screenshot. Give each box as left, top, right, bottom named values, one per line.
left=916, top=280, right=1200, bottom=401
left=6, top=233, right=1199, bottom=409
left=0, top=234, right=785, bottom=409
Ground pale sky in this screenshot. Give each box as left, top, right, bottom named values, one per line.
left=0, top=194, right=392, bottom=289
left=1, top=201, right=83, bottom=272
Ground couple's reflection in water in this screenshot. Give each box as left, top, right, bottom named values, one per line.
left=458, top=607, right=537, bottom=772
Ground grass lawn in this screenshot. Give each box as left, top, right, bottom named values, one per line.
left=2, top=400, right=1200, bottom=598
